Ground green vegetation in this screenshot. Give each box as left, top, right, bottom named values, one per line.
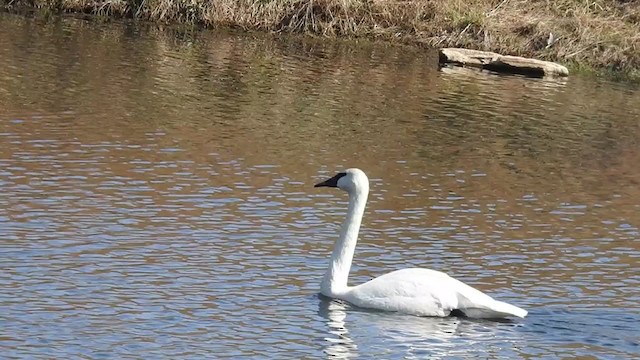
left=3, top=0, right=639, bottom=80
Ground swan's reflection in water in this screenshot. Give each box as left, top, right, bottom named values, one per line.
left=318, top=296, right=525, bottom=359
left=319, top=297, right=359, bottom=359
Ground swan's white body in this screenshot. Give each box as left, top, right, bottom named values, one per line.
left=315, top=168, right=527, bottom=319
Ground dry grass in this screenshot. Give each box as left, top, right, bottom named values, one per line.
left=3, top=0, right=640, bottom=77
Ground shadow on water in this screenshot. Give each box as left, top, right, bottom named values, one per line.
left=317, top=295, right=528, bottom=359
left=317, top=295, right=639, bottom=359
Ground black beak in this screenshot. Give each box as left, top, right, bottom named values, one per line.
left=314, top=172, right=347, bottom=188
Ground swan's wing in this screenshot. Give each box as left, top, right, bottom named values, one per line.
left=345, top=268, right=527, bottom=319
left=345, top=268, right=457, bottom=317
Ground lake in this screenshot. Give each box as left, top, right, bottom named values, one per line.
left=1, top=12, right=639, bottom=359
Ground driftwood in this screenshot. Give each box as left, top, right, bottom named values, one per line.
left=439, top=48, right=569, bottom=78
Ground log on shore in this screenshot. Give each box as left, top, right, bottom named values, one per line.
left=438, top=48, right=569, bottom=77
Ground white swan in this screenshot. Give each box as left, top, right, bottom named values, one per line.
left=314, top=168, right=527, bottom=319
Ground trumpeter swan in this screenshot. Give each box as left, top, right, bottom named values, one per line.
left=314, top=168, right=527, bottom=319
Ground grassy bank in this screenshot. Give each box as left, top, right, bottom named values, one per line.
left=3, top=0, right=640, bottom=79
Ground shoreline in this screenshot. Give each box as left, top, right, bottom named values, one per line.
left=2, top=0, right=639, bottom=81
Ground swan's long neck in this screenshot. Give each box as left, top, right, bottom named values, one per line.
left=321, top=188, right=368, bottom=297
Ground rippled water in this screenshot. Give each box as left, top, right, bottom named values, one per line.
left=1, top=13, right=639, bottom=359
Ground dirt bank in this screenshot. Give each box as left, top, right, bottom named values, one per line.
left=3, top=0, right=639, bottom=80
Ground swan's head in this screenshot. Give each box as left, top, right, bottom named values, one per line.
left=314, top=168, right=369, bottom=194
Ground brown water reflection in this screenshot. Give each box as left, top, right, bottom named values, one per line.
left=1, top=13, right=639, bottom=359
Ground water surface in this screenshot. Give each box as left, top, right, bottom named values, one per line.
left=1, top=13, right=639, bottom=359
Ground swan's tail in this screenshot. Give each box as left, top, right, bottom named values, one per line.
left=463, top=300, right=528, bottom=319
left=489, top=300, right=528, bottom=318
left=450, top=275, right=528, bottom=319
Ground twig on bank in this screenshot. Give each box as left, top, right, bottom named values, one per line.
left=566, top=41, right=604, bottom=58
left=457, top=23, right=471, bottom=40
left=486, top=0, right=509, bottom=17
